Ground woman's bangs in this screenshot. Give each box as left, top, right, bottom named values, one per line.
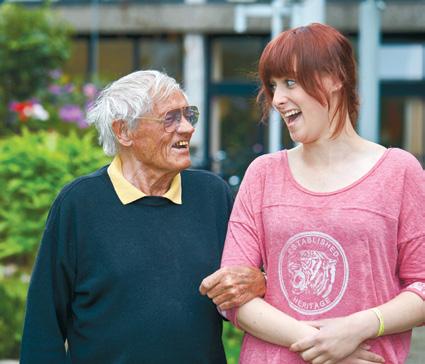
left=266, top=39, right=298, bottom=81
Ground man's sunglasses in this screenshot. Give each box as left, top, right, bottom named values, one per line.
left=140, top=106, right=199, bottom=133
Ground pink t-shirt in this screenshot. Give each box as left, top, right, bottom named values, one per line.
left=221, top=148, right=425, bottom=364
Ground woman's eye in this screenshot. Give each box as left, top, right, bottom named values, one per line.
left=285, top=79, right=296, bottom=87
left=269, top=83, right=277, bottom=91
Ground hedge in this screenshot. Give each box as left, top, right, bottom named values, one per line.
left=0, top=129, right=109, bottom=358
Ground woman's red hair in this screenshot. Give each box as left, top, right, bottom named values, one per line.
left=258, top=23, right=359, bottom=137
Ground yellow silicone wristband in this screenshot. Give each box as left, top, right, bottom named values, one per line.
left=370, top=308, right=385, bottom=337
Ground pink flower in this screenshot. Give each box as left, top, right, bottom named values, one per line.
left=63, top=83, right=75, bottom=94
left=48, top=84, right=62, bottom=95
left=49, top=69, right=62, bottom=80
left=77, top=118, right=89, bottom=129
left=59, top=104, right=84, bottom=123
left=83, top=83, right=98, bottom=99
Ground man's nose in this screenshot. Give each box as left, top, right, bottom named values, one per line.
left=177, top=115, right=195, bottom=134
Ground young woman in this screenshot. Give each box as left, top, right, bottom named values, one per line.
left=220, top=23, right=425, bottom=363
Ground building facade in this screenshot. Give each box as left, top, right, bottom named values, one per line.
left=22, top=0, right=425, bottom=184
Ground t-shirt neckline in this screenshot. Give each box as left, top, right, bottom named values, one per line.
left=282, top=148, right=392, bottom=196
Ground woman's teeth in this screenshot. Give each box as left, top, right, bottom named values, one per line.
left=283, top=109, right=301, bottom=123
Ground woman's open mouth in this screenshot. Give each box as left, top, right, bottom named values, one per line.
left=283, top=109, right=302, bottom=125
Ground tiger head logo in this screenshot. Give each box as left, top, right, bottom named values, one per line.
left=288, top=250, right=336, bottom=299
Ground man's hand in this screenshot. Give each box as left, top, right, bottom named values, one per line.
left=199, top=266, right=266, bottom=310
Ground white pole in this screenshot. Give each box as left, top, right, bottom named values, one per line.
left=268, top=0, right=285, bottom=153
left=358, top=0, right=382, bottom=142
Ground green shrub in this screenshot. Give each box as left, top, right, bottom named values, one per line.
left=0, top=129, right=110, bottom=263
left=0, top=3, right=72, bottom=129
left=223, top=321, right=243, bottom=364
left=0, top=274, right=27, bottom=358
left=0, top=129, right=110, bottom=358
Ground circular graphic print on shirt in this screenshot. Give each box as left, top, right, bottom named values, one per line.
left=278, top=231, right=349, bottom=315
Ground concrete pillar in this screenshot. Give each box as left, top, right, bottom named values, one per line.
left=210, top=98, right=222, bottom=174
left=268, top=0, right=285, bottom=153
left=291, top=0, right=326, bottom=27
left=404, top=98, right=424, bottom=157
left=183, top=33, right=206, bottom=167
left=209, top=41, right=224, bottom=173
left=358, top=0, right=382, bottom=142
left=184, top=0, right=206, bottom=167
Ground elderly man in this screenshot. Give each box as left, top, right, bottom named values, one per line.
left=21, top=70, right=265, bottom=363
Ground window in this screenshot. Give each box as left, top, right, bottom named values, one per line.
left=211, top=36, right=265, bottom=82
left=381, top=96, right=425, bottom=165
left=63, top=38, right=89, bottom=77
left=139, top=36, right=183, bottom=82
left=98, top=38, right=133, bottom=80
left=379, top=44, right=424, bottom=81
left=210, top=96, right=264, bottom=188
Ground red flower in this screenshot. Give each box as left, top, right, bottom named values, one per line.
left=10, top=101, right=35, bottom=122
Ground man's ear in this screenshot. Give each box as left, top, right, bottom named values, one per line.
left=112, top=120, right=133, bottom=147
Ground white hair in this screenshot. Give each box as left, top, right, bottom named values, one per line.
left=87, top=70, right=186, bottom=156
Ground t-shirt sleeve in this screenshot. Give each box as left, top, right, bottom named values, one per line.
left=397, top=156, right=425, bottom=303
left=220, top=159, right=266, bottom=326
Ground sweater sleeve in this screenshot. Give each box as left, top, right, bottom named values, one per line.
left=220, top=158, right=266, bottom=326
left=20, top=194, right=75, bottom=363
left=397, top=156, right=425, bottom=303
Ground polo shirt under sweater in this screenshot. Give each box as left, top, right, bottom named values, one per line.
left=21, top=163, right=233, bottom=364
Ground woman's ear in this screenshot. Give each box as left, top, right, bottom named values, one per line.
left=323, top=76, right=342, bottom=93
left=330, top=77, right=343, bottom=93
left=332, top=82, right=343, bottom=92
left=112, top=120, right=133, bottom=147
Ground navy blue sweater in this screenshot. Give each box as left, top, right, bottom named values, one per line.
left=21, top=166, right=233, bottom=364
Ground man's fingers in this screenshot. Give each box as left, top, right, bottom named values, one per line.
left=205, top=283, right=227, bottom=300
left=200, top=266, right=265, bottom=309
left=199, top=269, right=225, bottom=295
left=213, top=293, right=234, bottom=307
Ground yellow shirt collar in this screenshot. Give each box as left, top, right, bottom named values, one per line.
left=107, top=156, right=182, bottom=205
